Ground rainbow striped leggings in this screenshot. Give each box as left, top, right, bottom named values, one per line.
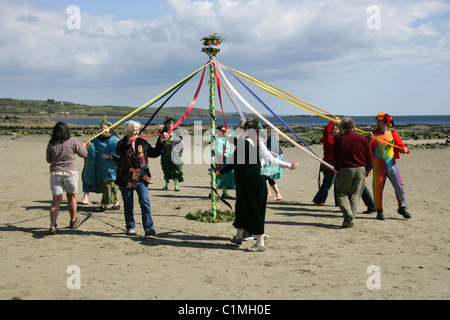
left=373, top=158, right=406, bottom=211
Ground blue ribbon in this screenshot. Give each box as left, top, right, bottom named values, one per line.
left=228, top=71, right=320, bottom=158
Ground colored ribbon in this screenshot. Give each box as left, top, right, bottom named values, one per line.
left=221, top=63, right=340, bottom=121
left=139, top=81, right=188, bottom=135
left=213, top=61, right=230, bottom=171
left=222, top=63, right=321, bottom=159
left=134, top=64, right=207, bottom=140
left=223, top=63, right=405, bottom=151
left=85, top=62, right=210, bottom=144
left=354, top=128, right=404, bottom=150
left=213, top=61, right=336, bottom=173
left=212, top=60, right=246, bottom=122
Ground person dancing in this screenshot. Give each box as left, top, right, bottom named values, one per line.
left=368, top=113, right=411, bottom=220
left=46, top=122, right=88, bottom=235
left=219, top=119, right=298, bottom=252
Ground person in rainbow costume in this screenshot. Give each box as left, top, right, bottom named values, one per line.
left=368, top=113, right=412, bottom=220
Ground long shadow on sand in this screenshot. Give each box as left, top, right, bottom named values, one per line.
left=0, top=223, right=240, bottom=251
left=266, top=201, right=342, bottom=229
left=5, top=202, right=241, bottom=250
left=127, top=230, right=240, bottom=251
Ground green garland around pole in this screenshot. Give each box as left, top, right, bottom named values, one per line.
left=209, top=61, right=218, bottom=219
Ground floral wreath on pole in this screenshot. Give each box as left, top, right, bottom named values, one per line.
left=201, top=33, right=225, bottom=56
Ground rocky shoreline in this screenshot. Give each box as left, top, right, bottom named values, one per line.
left=1, top=116, right=449, bottom=149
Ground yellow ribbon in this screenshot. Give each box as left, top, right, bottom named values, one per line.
left=222, top=63, right=406, bottom=151
left=231, top=71, right=340, bottom=123
left=354, top=128, right=405, bottom=151
left=213, top=61, right=336, bottom=173
left=85, top=62, right=211, bottom=143
left=221, top=63, right=340, bottom=120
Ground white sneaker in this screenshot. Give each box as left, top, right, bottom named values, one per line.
left=243, top=234, right=269, bottom=241
left=127, top=228, right=136, bottom=235
left=252, top=234, right=269, bottom=239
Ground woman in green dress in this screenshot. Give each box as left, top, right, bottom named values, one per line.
left=219, top=119, right=298, bottom=252
left=160, top=116, right=184, bottom=191
left=215, top=125, right=235, bottom=198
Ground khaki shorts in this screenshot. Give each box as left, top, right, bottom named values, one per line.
left=50, top=173, right=79, bottom=195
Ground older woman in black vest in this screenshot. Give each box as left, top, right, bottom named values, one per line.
left=116, top=120, right=168, bottom=236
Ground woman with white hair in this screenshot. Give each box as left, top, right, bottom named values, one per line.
left=115, top=120, right=168, bottom=236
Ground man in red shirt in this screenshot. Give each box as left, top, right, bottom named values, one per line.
left=333, top=118, right=373, bottom=228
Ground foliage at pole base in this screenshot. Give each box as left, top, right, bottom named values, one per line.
left=185, top=209, right=235, bottom=223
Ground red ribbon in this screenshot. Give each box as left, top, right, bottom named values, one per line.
left=131, top=65, right=207, bottom=140
left=214, top=61, right=229, bottom=172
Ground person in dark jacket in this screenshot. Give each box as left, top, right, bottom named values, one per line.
left=116, top=120, right=168, bottom=236
left=333, top=118, right=373, bottom=228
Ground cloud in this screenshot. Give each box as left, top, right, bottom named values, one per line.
left=0, top=0, right=449, bottom=114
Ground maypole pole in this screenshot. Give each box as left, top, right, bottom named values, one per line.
left=202, top=33, right=225, bottom=220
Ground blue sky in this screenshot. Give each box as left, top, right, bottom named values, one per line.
left=1, top=0, right=449, bottom=116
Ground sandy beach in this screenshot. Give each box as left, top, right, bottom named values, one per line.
left=0, top=133, right=449, bottom=301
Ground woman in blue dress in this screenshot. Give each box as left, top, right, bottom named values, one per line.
left=216, top=125, right=236, bottom=199
left=85, top=116, right=120, bottom=212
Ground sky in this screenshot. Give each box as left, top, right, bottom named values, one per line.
left=1, top=0, right=449, bottom=116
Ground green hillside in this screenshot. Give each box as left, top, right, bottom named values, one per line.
left=0, top=98, right=232, bottom=118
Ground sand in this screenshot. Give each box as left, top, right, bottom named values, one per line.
left=0, top=134, right=449, bottom=300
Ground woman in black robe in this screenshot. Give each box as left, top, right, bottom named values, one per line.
left=219, top=120, right=298, bottom=252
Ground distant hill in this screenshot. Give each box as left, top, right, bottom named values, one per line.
left=0, top=98, right=250, bottom=118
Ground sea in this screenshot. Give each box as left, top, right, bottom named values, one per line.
left=54, top=115, right=450, bottom=127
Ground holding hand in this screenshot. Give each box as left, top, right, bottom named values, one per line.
left=289, top=163, right=298, bottom=170
left=160, top=132, right=170, bottom=143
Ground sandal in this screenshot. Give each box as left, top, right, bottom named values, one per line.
left=111, top=204, right=121, bottom=210
left=48, top=224, right=57, bottom=235
left=69, top=219, right=80, bottom=229
left=230, top=235, right=242, bottom=246
left=246, top=243, right=266, bottom=252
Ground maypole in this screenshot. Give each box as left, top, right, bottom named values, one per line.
left=202, top=33, right=225, bottom=220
